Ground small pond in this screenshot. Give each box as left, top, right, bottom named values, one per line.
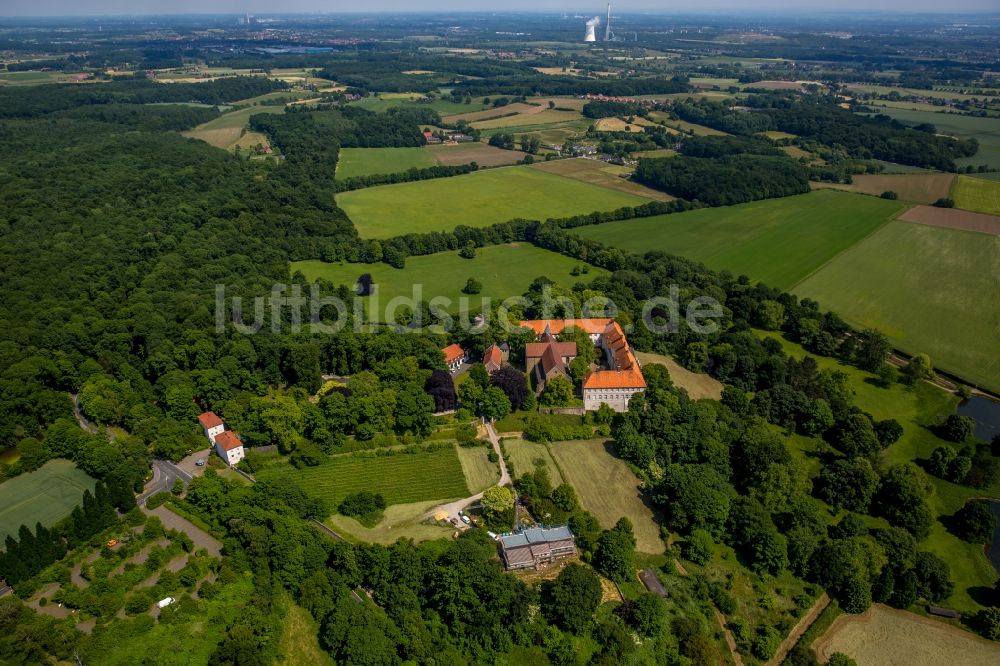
left=957, top=395, right=1000, bottom=443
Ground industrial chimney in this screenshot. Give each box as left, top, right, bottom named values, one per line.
left=605, top=3, right=612, bottom=41
left=584, top=16, right=600, bottom=42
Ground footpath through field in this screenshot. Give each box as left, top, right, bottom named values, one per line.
left=767, top=593, right=831, bottom=666
left=422, top=421, right=510, bottom=524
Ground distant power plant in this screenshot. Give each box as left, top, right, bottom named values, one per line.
left=584, top=3, right=615, bottom=43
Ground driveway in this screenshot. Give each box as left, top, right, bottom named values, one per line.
left=137, top=459, right=195, bottom=504
left=424, top=421, right=511, bottom=525
left=141, top=505, right=221, bottom=557
left=175, top=449, right=212, bottom=478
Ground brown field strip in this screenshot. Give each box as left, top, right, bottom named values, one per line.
left=810, top=173, right=956, bottom=204
left=427, top=142, right=528, bottom=167
left=814, top=604, right=1000, bottom=666
left=898, top=205, right=1000, bottom=235
left=443, top=103, right=541, bottom=124
left=531, top=158, right=670, bottom=201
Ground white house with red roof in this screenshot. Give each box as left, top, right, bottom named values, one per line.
left=197, top=412, right=225, bottom=443
left=213, top=431, right=246, bottom=467
left=198, top=411, right=245, bottom=466
left=442, top=343, right=467, bottom=373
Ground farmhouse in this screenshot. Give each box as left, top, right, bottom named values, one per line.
left=213, top=431, right=246, bottom=467
left=498, top=525, right=577, bottom=570
left=483, top=343, right=509, bottom=374
left=524, top=328, right=576, bottom=389
left=443, top=343, right=467, bottom=373
left=197, top=412, right=225, bottom=443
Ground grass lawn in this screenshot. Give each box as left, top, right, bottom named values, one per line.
left=337, top=165, right=650, bottom=238
left=256, top=446, right=470, bottom=509
left=291, top=243, right=606, bottom=320
left=0, top=459, right=96, bottom=542
left=953, top=175, right=1000, bottom=215
left=547, top=439, right=663, bottom=554
left=574, top=190, right=904, bottom=290
left=634, top=351, right=724, bottom=400
left=793, top=221, right=1000, bottom=393
left=502, top=437, right=565, bottom=485
left=181, top=105, right=283, bottom=149
left=455, top=444, right=499, bottom=493
left=761, top=331, right=998, bottom=613
left=325, top=500, right=454, bottom=545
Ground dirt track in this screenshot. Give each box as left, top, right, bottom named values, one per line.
left=898, top=205, right=1000, bottom=235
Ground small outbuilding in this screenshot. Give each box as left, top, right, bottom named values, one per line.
left=639, top=569, right=667, bottom=597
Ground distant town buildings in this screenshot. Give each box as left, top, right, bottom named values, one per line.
left=498, top=526, right=577, bottom=570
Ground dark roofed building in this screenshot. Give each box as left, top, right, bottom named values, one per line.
left=524, top=329, right=576, bottom=389
left=498, top=526, right=577, bottom=570
left=639, top=569, right=667, bottom=597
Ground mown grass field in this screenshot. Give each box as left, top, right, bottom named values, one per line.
left=634, top=351, right=724, bottom=400
left=530, top=158, right=674, bottom=201
left=953, top=175, right=1000, bottom=215
left=502, top=438, right=565, bottom=485
left=337, top=165, right=650, bottom=238
left=0, top=459, right=97, bottom=542
left=548, top=439, right=663, bottom=554
left=181, top=105, right=283, bottom=149
left=811, top=173, right=956, bottom=204
left=326, top=500, right=454, bottom=545
left=762, top=332, right=998, bottom=612
left=335, top=143, right=527, bottom=179
left=794, top=221, right=1000, bottom=393
left=573, top=190, right=904, bottom=290
left=256, top=446, right=470, bottom=509
left=455, top=444, right=498, bottom=493
left=292, top=243, right=606, bottom=319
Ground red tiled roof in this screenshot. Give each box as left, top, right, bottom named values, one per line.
left=525, top=341, right=577, bottom=359
left=484, top=344, right=504, bottom=369
left=198, top=412, right=223, bottom=429
left=519, top=318, right=612, bottom=336
left=215, top=431, right=243, bottom=451
left=583, top=367, right=646, bottom=390
left=442, top=343, right=465, bottom=364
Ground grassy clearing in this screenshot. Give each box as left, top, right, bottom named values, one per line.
left=455, top=444, right=499, bottom=493
left=472, top=109, right=583, bottom=130
left=256, top=446, right=470, bottom=509
left=337, top=165, right=650, bottom=238
left=502, top=438, right=565, bottom=485
left=291, top=243, right=607, bottom=320
left=0, top=459, right=96, bottom=541
left=634, top=351, right=723, bottom=400
left=574, top=190, right=904, bottom=290
left=793, top=221, right=1000, bottom=393
left=181, top=106, right=283, bottom=149
left=761, top=332, right=998, bottom=612
left=443, top=103, right=539, bottom=124
left=548, top=439, right=663, bottom=554
left=812, top=173, right=956, bottom=204
left=530, top=158, right=674, bottom=201
left=953, top=175, right=1000, bottom=215
left=647, top=113, right=728, bottom=136
left=275, top=596, right=335, bottom=666
left=326, top=500, right=455, bottom=545
left=814, top=604, right=1000, bottom=665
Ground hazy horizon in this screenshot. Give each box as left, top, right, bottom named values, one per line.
left=2, top=1, right=999, bottom=19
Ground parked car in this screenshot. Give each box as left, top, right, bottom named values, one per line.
left=195, top=458, right=205, bottom=467
left=157, top=597, right=176, bottom=609
left=460, top=515, right=471, bottom=525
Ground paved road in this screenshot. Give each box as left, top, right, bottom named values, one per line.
left=0, top=584, right=11, bottom=598
left=141, top=505, right=221, bottom=557
left=69, top=393, right=97, bottom=434
left=136, top=460, right=192, bottom=505
left=423, top=421, right=511, bottom=524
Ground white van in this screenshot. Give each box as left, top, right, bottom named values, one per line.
left=157, top=597, right=176, bottom=609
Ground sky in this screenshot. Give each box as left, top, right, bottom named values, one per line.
left=1, top=0, right=998, bottom=17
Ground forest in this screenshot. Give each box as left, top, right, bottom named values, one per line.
left=634, top=155, right=812, bottom=206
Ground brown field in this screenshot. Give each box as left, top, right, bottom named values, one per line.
left=594, top=117, right=646, bottom=133
left=531, top=158, right=671, bottom=201
left=535, top=96, right=588, bottom=111
left=426, top=142, right=528, bottom=167
left=443, top=103, right=540, bottom=124
left=471, top=109, right=582, bottom=130
left=634, top=351, right=724, bottom=400
left=548, top=439, right=663, bottom=554
left=811, top=173, right=956, bottom=204
left=898, top=205, right=1000, bottom=235
left=748, top=80, right=807, bottom=90
left=814, top=604, right=1000, bottom=666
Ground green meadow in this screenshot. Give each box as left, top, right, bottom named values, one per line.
left=573, top=190, right=904, bottom=290
left=953, top=175, right=1000, bottom=215
left=337, top=166, right=650, bottom=238
left=292, top=243, right=606, bottom=320
left=794, top=221, right=1000, bottom=393
left=0, top=459, right=97, bottom=541
left=336, top=147, right=437, bottom=179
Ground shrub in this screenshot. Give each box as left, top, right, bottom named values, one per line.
left=338, top=491, right=387, bottom=525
